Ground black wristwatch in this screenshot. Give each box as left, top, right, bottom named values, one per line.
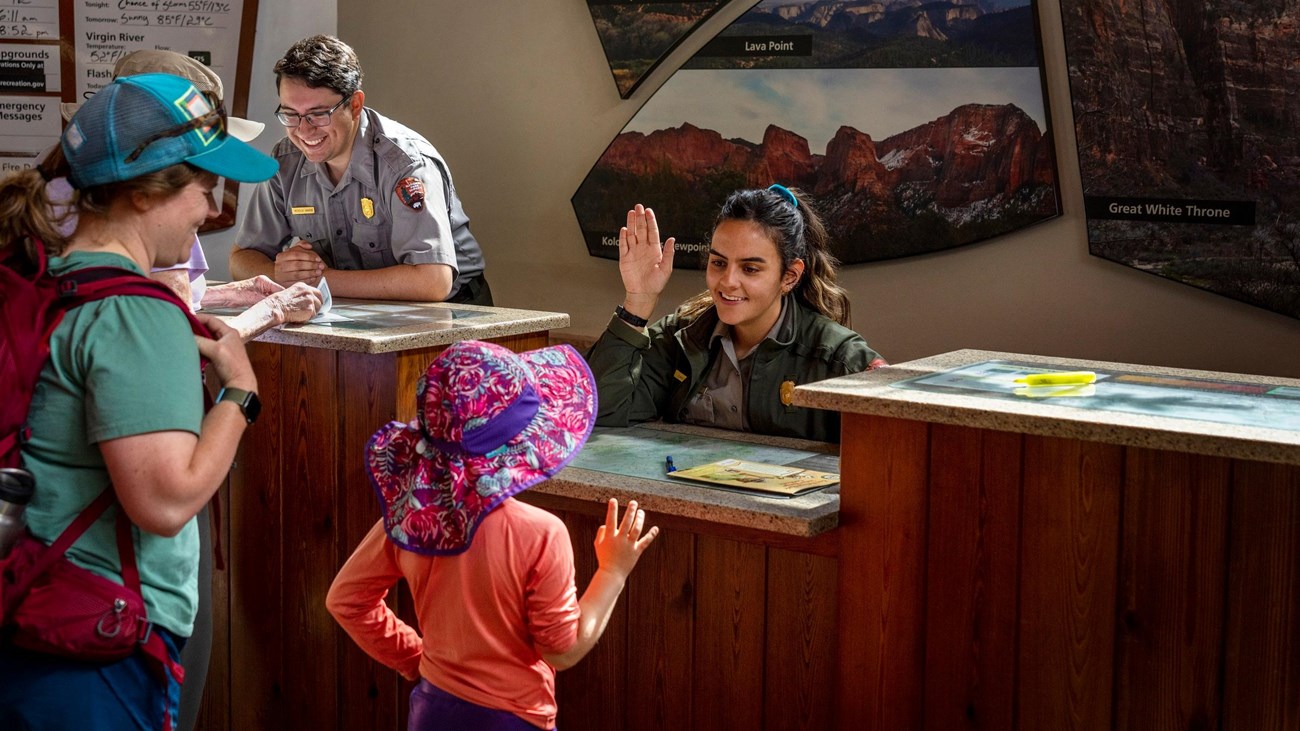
left=614, top=305, right=649, bottom=328
left=216, top=387, right=261, bottom=425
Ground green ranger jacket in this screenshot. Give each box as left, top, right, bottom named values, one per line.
left=586, top=299, right=885, bottom=443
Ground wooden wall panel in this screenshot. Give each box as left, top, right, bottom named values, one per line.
left=1017, top=436, right=1122, bottom=731
left=693, top=534, right=767, bottom=730
left=229, top=341, right=286, bottom=730
left=281, top=346, right=340, bottom=729
left=394, top=346, right=442, bottom=425
left=337, top=351, right=402, bottom=731
left=626, top=527, right=695, bottom=731
left=837, top=415, right=930, bottom=731
left=198, top=479, right=232, bottom=731
left=555, top=512, right=628, bottom=730
left=1114, top=449, right=1229, bottom=731
left=210, top=332, right=555, bottom=730
left=922, top=425, right=1022, bottom=731
left=1223, top=460, right=1300, bottom=731
left=765, top=548, right=838, bottom=731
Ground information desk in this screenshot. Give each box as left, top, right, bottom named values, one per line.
left=794, top=350, right=1300, bottom=731
left=202, top=299, right=568, bottom=731
left=518, top=423, right=842, bottom=731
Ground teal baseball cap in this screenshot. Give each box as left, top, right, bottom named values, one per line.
left=62, top=72, right=277, bottom=190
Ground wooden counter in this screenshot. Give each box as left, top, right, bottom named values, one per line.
left=518, top=423, right=842, bottom=731
left=794, top=350, right=1300, bottom=731
left=200, top=300, right=567, bottom=731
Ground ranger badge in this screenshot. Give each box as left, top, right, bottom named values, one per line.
left=780, top=379, right=796, bottom=406
left=395, top=177, right=425, bottom=211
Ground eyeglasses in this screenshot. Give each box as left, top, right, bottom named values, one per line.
left=125, top=90, right=226, bottom=163
left=275, top=94, right=353, bottom=128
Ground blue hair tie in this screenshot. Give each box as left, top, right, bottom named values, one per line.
left=768, top=183, right=798, bottom=208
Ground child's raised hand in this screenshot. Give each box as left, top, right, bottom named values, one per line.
left=593, top=498, right=658, bottom=578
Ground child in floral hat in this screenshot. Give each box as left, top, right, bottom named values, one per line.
left=327, top=340, right=658, bottom=730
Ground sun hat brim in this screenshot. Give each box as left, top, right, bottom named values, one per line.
left=365, top=343, right=596, bottom=555
left=226, top=116, right=265, bottom=142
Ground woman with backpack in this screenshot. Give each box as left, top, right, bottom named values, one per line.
left=0, top=73, right=277, bottom=730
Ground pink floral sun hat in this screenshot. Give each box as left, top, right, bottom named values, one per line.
left=366, top=340, right=595, bottom=555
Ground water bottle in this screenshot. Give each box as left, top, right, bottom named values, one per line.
left=0, top=468, right=35, bottom=558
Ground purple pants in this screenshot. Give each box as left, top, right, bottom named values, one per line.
left=408, top=679, right=552, bottom=731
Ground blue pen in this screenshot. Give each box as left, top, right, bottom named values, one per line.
left=665, top=455, right=676, bottom=473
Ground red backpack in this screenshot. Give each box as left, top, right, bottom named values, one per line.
left=0, top=239, right=211, bottom=468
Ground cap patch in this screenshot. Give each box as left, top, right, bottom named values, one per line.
left=396, top=177, right=425, bottom=211
left=174, top=86, right=220, bottom=146
left=64, top=121, right=85, bottom=151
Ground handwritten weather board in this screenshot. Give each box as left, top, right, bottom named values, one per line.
left=0, top=0, right=258, bottom=232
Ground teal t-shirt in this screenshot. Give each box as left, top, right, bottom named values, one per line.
left=21, top=251, right=205, bottom=637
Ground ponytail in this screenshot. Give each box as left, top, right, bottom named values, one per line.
left=0, top=147, right=75, bottom=267
left=788, top=191, right=851, bottom=327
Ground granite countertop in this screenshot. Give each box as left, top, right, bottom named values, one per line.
left=217, top=298, right=569, bottom=354
left=793, top=349, right=1300, bottom=466
left=529, top=423, right=841, bottom=538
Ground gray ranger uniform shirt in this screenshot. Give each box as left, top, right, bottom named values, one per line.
left=236, top=107, right=485, bottom=299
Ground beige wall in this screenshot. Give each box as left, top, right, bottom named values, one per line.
left=334, top=0, right=1300, bottom=378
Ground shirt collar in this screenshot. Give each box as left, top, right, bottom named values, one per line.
left=346, top=109, right=375, bottom=191
left=709, top=296, right=791, bottom=355
left=300, top=106, right=372, bottom=191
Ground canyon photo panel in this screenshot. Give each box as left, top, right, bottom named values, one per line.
left=574, top=0, right=1060, bottom=268
left=1061, top=0, right=1300, bottom=320
left=585, top=1, right=735, bottom=98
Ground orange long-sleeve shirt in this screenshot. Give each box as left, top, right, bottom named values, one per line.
left=326, top=498, right=580, bottom=729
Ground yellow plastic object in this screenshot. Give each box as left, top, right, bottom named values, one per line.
left=1013, top=371, right=1096, bottom=386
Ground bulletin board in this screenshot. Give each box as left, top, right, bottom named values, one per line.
left=0, top=0, right=260, bottom=231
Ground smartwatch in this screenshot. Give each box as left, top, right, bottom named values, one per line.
left=216, top=387, right=261, bottom=425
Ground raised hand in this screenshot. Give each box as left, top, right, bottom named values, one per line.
left=593, top=498, right=659, bottom=579
left=618, top=204, right=676, bottom=321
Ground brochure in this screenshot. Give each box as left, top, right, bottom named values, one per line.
left=667, top=458, right=839, bottom=497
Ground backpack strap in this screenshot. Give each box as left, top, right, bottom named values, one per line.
left=0, top=488, right=116, bottom=615
left=114, top=507, right=185, bottom=689
left=55, top=266, right=213, bottom=341
left=0, top=433, right=23, bottom=473
left=13, top=266, right=214, bottom=459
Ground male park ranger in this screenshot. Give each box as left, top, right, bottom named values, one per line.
left=231, top=35, right=490, bottom=304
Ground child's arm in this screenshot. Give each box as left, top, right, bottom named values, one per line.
left=542, top=499, right=658, bottom=671
left=326, top=520, right=424, bottom=681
